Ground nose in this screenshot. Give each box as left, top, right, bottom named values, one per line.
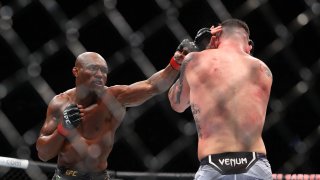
left=94, top=68, right=104, bottom=77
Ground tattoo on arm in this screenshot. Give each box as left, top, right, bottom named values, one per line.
left=175, top=58, right=192, bottom=104
left=175, top=79, right=183, bottom=104
left=191, top=103, right=202, bottom=138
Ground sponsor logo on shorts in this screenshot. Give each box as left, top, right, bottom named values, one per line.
left=218, top=157, right=248, bottom=167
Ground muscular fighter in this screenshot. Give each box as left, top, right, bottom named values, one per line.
left=169, top=19, right=273, bottom=179
left=36, top=39, right=198, bottom=180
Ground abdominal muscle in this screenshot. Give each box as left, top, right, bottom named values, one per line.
left=57, top=131, right=114, bottom=172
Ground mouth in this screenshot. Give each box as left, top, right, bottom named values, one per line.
left=92, top=80, right=104, bottom=86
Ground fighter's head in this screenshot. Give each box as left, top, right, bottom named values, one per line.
left=219, top=19, right=254, bottom=54
left=194, top=19, right=254, bottom=55
left=73, top=52, right=108, bottom=93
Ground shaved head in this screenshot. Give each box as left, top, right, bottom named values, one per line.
left=75, top=52, right=107, bottom=68
left=221, top=19, right=250, bottom=36
left=220, top=19, right=250, bottom=41
left=72, top=52, right=109, bottom=92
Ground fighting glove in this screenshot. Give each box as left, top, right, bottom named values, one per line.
left=194, top=27, right=212, bottom=51
left=170, top=39, right=198, bottom=70
left=57, top=104, right=81, bottom=137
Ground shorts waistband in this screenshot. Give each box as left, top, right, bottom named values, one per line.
left=57, top=166, right=107, bottom=177
left=200, top=152, right=265, bottom=175
left=200, top=152, right=266, bottom=164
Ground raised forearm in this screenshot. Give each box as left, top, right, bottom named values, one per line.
left=147, top=64, right=179, bottom=94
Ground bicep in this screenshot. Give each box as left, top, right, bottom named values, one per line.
left=115, top=82, right=155, bottom=107
left=40, top=113, right=58, bottom=136
left=39, top=99, right=62, bottom=136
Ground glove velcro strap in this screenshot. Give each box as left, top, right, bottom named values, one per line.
left=170, top=57, right=180, bottom=70
left=57, top=123, right=69, bottom=137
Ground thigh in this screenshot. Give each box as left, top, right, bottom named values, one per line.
left=194, top=159, right=272, bottom=180
left=245, top=158, right=273, bottom=180
left=194, top=165, right=222, bottom=180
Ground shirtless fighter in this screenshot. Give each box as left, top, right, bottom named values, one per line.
left=169, top=19, right=273, bottom=179
left=36, top=39, right=198, bottom=180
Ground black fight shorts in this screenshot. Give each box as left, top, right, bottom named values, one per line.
left=52, top=166, right=110, bottom=180
left=200, top=152, right=266, bottom=175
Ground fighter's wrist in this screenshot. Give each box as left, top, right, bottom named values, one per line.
left=57, top=123, right=69, bottom=137
left=170, top=57, right=180, bottom=70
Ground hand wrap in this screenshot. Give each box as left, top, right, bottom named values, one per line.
left=170, top=39, right=198, bottom=70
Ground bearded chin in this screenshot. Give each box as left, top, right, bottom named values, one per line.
left=93, top=87, right=104, bottom=96
left=77, top=84, right=98, bottom=98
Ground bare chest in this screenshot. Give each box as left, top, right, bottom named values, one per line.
left=78, top=104, right=121, bottom=139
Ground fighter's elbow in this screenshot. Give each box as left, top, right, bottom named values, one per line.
left=170, top=102, right=187, bottom=113
left=37, top=152, right=50, bottom=162
left=36, top=142, right=54, bottom=162
left=173, top=107, right=185, bottom=113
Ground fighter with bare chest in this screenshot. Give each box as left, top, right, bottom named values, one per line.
left=37, top=40, right=198, bottom=179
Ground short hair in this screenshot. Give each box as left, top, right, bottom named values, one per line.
left=221, top=19, right=250, bottom=36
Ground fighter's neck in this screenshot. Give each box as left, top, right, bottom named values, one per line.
left=74, top=89, right=99, bottom=107
left=217, top=41, right=246, bottom=53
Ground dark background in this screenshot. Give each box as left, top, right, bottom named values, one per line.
left=0, top=0, right=320, bottom=178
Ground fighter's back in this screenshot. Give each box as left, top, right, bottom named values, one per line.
left=185, top=48, right=272, bottom=160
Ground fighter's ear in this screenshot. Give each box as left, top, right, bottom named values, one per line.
left=248, top=39, right=254, bottom=55
left=72, top=67, right=78, bottom=77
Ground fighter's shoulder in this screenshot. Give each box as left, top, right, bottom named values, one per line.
left=251, top=57, right=273, bottom=79
left=183, top=50, right=215, bottom=65
left=107, top=85, right=127, bottom=97
left=108, top=85, right=126, bottom=90
left=49, top=89, right=74, bottom=108
left=255, top=58, right=271, bottom=70
left=248, top=55, right=265, bottom=66
left=182, top=51, right=201, bottom=66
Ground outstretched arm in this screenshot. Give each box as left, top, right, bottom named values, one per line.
left=115, top=64, right=179, bottom=107
left=115, top=39, right=198, bottom=107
